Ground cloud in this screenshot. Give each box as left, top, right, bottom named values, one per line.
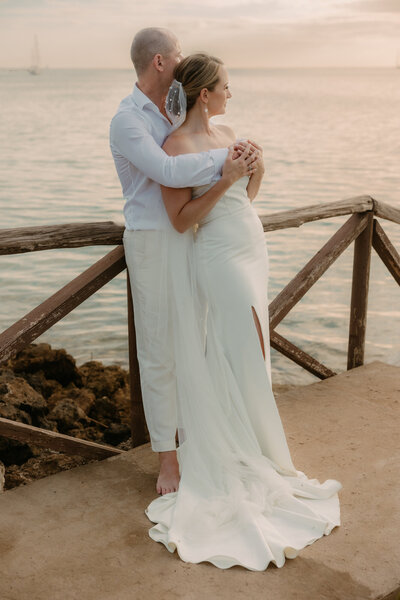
left=344, top=0, right=400, bottom=13
left=0, top=0, right=399, bottom=68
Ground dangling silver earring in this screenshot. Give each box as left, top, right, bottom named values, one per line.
left=204, top=106, right=208, bottom=114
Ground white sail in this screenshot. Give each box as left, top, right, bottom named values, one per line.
left=28, top=35, right=41, bottom=75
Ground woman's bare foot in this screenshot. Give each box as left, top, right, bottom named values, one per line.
left=156, top=450, right=180, bottom=495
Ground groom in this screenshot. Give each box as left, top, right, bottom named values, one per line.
left=110, top=27, right=255, bottom=495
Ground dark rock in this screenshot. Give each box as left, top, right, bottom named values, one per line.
left=117, top=438, right=133, bottom=451
left=0, top=368, right=16, bottom=384
left=0, top=372, right=49, bottom=431
left=24, top=370, right=62, bottom=400
left=9, top=343, right=82, bottom=387
left=88, top=395, right=118, bottom=423
left=1, top=343, right=132, bottom=490
left=0, top=437, right=34, bottom=466
left=103, top=422, right=131, bottom=445
left=67, top=426, right=104, bottom=444
left=34, top=415, right=60, bottom=432
left=0, top=403, right=32, bottom=425
left=48, top=387, right=95, bottom=413
left=113, top=387, right=131, bottom=425
left=80, top=361, right=128, bottom=399
left=47, top=399, right=88, bottom=433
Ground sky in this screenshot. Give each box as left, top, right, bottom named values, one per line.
left=0, top=0, right=400, bottom=69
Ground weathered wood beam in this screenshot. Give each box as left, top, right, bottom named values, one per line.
left=0, top=417, right=124, bottom=459
left=0, top=222, right=124, bottom=255
left=0, top=197, right=381, bottom=257
left=269, top=212, right=371, bottom=330
left=261, top=196, right=373, bottom=232
left=372, top=219, right=400, bottom=286
left=373, top=200, right=400, bottom=227
left=0, top=246, right=126, bottom=364
left=127, top=273, right=147, bottom=448
left=347, top=213, right=374, bottom=370
left=270, top=330, right=336, bottom=379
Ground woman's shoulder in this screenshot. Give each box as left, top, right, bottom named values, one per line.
left=212, top=123, right=236, bottom=143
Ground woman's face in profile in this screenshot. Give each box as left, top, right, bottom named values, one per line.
left=207, top=65, right=232, bottom=117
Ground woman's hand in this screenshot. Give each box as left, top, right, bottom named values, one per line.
left=246, top=140, right=265, bottom=177
left=221, top=143, right=259, bottom=185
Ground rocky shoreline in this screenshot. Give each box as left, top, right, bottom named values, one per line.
left=0, top=343, right=295, bottom=493
left=0, top=343, right=142, bottom=491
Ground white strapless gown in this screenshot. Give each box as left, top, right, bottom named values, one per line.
left=145, top=177, right=342, bottom=571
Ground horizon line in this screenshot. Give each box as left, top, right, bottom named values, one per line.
left=1, top=65, right=399, bottom=71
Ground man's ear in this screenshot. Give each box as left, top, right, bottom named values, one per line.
left=153, top=53, right=164, bottom=72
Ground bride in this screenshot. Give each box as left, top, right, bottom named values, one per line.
left=145, top=53, right=342, bottom=571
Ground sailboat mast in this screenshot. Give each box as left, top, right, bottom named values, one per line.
left=28, top=35, right=41, bottom=75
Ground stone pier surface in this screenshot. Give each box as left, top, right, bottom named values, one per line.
left=0, top=360, right=399, bottom=600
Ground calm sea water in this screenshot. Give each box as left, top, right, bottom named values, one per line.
left=0, top=68, right=399, bottom=384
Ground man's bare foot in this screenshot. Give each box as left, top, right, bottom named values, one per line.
left=156, top=450, right=180, bottom=495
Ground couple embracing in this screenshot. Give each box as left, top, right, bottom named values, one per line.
left=110, top=27, right=341, bottom=571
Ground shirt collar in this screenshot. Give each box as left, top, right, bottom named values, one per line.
left=132, top=83, right=153, bottom=110
left=132, top=83, right=173, bottom=128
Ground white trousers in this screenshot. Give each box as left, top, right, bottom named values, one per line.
left=123, top=229, right=177, bottom=452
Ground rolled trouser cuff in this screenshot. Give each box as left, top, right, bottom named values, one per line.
left=151, top=439, right=177, bottom=453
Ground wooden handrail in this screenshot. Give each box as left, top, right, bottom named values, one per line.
left=2, top=195, right=399, bottom=255
left=261, top=195, right=374, bottom=231
left=0, top=221, right=124, bottom=255
left=373, top=200, right=400, bottom=227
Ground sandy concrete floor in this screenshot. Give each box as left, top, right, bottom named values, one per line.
left=0, top=360, right=399, bottom=600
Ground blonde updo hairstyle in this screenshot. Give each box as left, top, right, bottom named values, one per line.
left=173, top=53, right=223, bottom=113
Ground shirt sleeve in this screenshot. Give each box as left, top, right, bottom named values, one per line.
left=110, top=112, right=228, bottom=188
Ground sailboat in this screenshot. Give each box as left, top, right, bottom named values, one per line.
left=28, top=35, right=41, bottom=76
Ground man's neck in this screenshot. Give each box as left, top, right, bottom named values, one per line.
left=136, top=80, right=169, bottom=117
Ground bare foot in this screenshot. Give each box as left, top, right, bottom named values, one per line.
left=156, top=450, right=180, bottom=495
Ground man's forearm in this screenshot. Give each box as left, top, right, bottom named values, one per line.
left=110, top=116, right=228, bottom=188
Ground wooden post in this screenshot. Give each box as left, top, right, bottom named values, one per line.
left=347, top=212, right=374, bottom=370
left=127, top=272, right=147, bottom=448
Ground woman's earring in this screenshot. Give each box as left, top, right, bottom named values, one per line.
left=204, top=106, right=208, bottom=114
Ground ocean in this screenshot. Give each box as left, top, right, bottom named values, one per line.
left=0, top=67, right=399, bottom=384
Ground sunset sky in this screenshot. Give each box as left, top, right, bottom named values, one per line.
left=1, top=0, right=399, bottom=69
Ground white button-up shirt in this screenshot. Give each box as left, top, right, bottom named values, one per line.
left=109, top=83, right=228, bottom=230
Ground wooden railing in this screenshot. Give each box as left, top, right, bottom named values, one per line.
left=0, top=195, right=399, bottom=458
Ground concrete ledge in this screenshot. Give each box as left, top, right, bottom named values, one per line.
left=0, top=360, right=399, bottom=600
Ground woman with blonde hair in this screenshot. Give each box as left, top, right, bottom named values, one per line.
left=145, top=53, right=342, bottom=571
